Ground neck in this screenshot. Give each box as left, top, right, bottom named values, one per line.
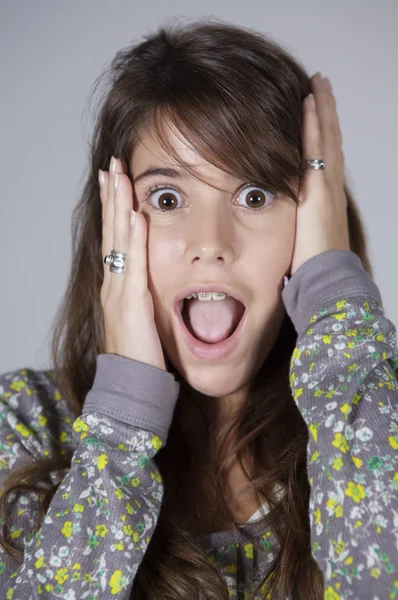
left=173, top=384, right=249, bottom=468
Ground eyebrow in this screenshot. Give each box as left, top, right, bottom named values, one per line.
left=132, top=167, right=188, bottom=185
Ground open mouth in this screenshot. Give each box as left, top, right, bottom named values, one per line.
left=172, top=284, right=248, bottom=361
left=176, top=296, right=246, bottom=344
left=176, top=297, right=248, bottom=363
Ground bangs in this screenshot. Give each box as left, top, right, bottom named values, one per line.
left=139, top=81, right=302, bottom=203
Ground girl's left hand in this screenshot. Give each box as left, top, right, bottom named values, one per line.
left=289, top=72, right=351, bottom=278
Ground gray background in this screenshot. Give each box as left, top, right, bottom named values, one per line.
left=1, top=1, right=397, bottom=374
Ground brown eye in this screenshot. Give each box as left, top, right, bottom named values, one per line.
left=149, top=188, right=182, bottom=211
left=157, top=191, right=178, bottom=210
left=237, top=185, right=274, bottom=210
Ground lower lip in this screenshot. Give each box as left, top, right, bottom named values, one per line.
left=174, top=301, right=247, bottom=361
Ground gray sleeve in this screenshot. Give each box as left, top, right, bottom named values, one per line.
left=282, top=249, right=383, bottom=337
left=82, top=353, right=180, bottom=442
left=282, top=249, right=398, bottom=599
left=1, top=355, right=180, bottom=599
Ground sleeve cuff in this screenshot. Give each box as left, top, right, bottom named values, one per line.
left=82, top=354, right=180, bottom=442
left=282, top=250, right=383, bottom=337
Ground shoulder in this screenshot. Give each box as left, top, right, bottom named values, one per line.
left=0, top=365, right=76, bottom=461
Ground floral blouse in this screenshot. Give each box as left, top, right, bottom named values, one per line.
left=0, top=249, right=397, bottom=599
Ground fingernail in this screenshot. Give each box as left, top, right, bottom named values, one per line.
left=130, top=209, right=136, bottom=226
left=110, top=156, right=116, bottom=176
left=306, top=93, right=316, bottom=110
left=322, top=77, right=333, bottom=92
left=114, top=173, right=119, bottom=191
left=98, top=169, right=105, bottom=188
left=313, top=72, right=322, bottom=84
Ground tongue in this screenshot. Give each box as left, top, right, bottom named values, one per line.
left=185, top=296, right=245, bottom=343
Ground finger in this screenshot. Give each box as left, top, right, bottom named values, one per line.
left=314, top=75, right=343, bottom=149
left=302, top=93, right=322, bottom=162
left=102, top=159, right=117, bottom=299
left=109, top=159, right=134, bottom=299
left=99, top=169, right=109, bottom=221
left=324, top=80, right=344, bottom=176
left=99, top=168, right=111, bottom=299
left=298, top=93, right=326, bottom=206
left=310, top=75, right=341, bottom=175
left=122, top=210, right=149, bottom=299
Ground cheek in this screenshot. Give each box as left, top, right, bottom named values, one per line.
left=250, top=222, right=295, bottom=276
left=146, top=231, right=184, bottom=295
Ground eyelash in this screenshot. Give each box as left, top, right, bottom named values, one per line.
left=142, top=182, right=277, bottom=214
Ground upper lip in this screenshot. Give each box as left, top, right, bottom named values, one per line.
left=174, top=283, right=247, bottom=314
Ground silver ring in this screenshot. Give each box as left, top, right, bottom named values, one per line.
left=104, top=249, right=127, bottom=273
left=303, top=159, right=325, bottom=170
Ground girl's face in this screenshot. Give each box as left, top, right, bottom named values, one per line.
left=130, top=124, right=297, bottom=401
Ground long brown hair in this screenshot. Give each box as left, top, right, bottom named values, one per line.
left=1, top=18, right=393, bottom=599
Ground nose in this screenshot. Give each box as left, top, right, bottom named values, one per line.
left=184, top=206, right=235, bottom=266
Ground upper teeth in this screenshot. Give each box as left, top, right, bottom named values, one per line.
left=185, top=292, right=228, bottom=301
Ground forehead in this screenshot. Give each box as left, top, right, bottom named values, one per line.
left=130, top=121, right=239, bottom=186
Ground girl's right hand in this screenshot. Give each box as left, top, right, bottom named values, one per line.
left=99, top=156, right=167, bottom=372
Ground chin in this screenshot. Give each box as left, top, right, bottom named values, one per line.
left=172, top=359, right=251, bottom=400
